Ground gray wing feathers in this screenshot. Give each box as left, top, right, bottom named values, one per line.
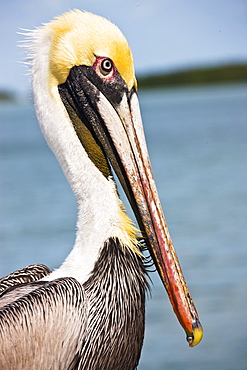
left=0, top=278, right=88, bottom=370
left=0, top=281, right=47, bottom=308
left=0, top=264, right=51, bottom=294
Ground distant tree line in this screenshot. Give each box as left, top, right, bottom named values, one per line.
left=0, top=91, right=16, bottom=101
left=137, top=63, right=247, bottom=89
left=1, top=63, right=247, bottom=100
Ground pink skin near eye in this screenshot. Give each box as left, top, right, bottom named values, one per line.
left=93, top=57, right=116, bottom=82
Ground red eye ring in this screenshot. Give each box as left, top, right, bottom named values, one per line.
left=93, top=57, right=115, bottom=80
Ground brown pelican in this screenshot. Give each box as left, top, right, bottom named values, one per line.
left=0, top=10, right=203, bottom=369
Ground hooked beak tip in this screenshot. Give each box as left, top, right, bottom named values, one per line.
left=187, top=322, right=203, bottom=347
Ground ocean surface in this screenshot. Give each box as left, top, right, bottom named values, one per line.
left=1, top=83, right=247, bottom=369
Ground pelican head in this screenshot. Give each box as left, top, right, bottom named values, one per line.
left=29, top=10, right=202, bottom=347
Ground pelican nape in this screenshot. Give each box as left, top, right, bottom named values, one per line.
left=0, top=10, right=203, bottom=369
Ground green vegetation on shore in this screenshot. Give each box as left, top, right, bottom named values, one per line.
left=0, top=91, right=16, bottom=102
left=137, top=63, right=247, bottom=89
left=0, top=63, right=247, bottom=101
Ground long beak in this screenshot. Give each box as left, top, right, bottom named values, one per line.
left=96, top=89, right=203, bottom=347
left=58, top=66, right=203, bottom=346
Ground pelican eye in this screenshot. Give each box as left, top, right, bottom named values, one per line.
left=100, top=58, right=113, bottom=75
left=93, top=57, right=115, bottom=80
left=100, top=58, right=113, bottom=76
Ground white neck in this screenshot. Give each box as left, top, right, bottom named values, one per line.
left=30, top=27, right=129, bottom=283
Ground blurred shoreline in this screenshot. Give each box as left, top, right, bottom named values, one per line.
left=137, top=62, right=247, bottom=89
left=1, top=62, right=247, bottom=103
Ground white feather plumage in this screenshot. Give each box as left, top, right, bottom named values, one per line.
left=25, top=20, right=133, bottom=283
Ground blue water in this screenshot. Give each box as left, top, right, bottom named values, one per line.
left=1, top=84, right=247, bottom=369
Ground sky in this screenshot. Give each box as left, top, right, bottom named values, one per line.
left=0, top=0, right=246, bottom=94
